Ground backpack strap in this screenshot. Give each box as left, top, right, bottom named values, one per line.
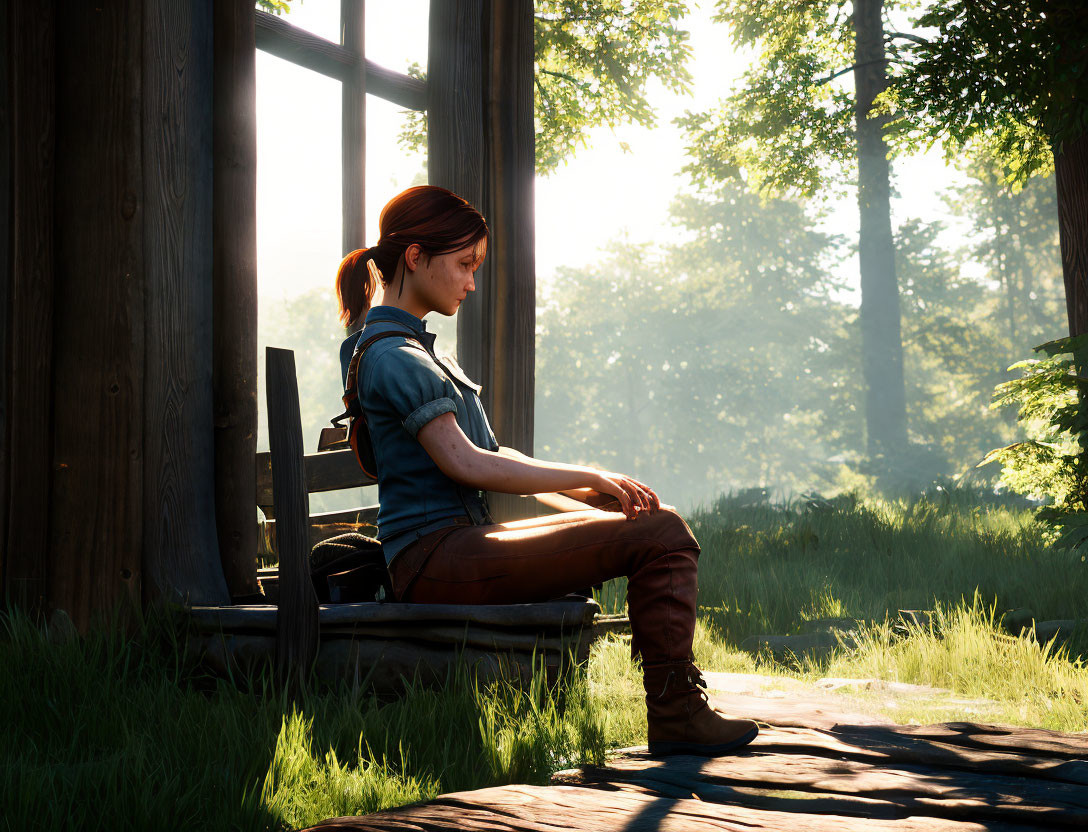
left=332, top=325, right=494, bottom=528
left=332, top=328, right=421, bottom=429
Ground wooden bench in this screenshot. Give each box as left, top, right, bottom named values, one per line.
left=189, top=347, right=626, bottom=695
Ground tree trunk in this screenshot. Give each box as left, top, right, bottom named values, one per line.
left=853, top=0, right=908, bottom=463
left=1055, top=131, right=1088, bottom=337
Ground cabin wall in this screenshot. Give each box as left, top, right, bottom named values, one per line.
left=4, top=0, right=231, bottom=629
left=49, top=0, right=145, bottom=623
left=4, top=2, right=56, bottom=615
left=140, top=0, right=228, bottom=608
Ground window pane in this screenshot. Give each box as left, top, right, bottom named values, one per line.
left=254, top=1, right=341, bottom=45
left=255, top=55, right=344, bottom=455
left=366, top=0, right=429, bottom=74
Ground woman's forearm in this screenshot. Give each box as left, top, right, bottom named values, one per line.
left=460, top=447, right=602, bottom=496
left=496, top=447, right=611, bottom=509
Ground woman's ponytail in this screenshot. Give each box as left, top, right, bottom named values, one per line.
left=336, top=247, right=381, bottom=327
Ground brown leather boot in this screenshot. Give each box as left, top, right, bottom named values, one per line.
left=643, top=660, right=759, bottom=757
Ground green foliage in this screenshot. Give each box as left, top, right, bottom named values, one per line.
left=895, top=218, right=1020, bottom=473
left=980, top=334, right=1088, bottom=547
left=677, top=0, right=861, bottom=196
left=681, top=485, right=1082, bottom=643
left=884, top=0, right=1088, bottom=184
left=398, top=1, right=694, bottom=174
left=944, top=149, right=1065, bottom=352
left=254, top=0, right=293, bottom=15
left=532, top=0, right=693, bottom=172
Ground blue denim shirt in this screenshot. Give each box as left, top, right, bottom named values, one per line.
left=339, top=306, right=498, bottom=564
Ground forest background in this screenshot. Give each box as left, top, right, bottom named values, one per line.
left=255, top=0, right=1068, bottom=514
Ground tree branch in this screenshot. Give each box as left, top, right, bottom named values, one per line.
left=815, top=58, right=894, bottom=86
left=539, top=67, right=593, bottom=89
left=885, top=31, right=930, bottom=46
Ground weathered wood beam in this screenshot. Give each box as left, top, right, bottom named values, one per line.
left=49, top=0, right=146, bottom=628
left=190, top=632, right=570, bottom=694
left=141, top=0, right=230, bottom=608
left=341, top=0, right=366, bottom=254
left=0, top=0, right=13, bottom=605
left=191, top=597, right=601, bottom=631
left=213, top=0, right=260, bottom=599
left=5, top=1, right=55, bottom=615
left=265, top=347, right=320, bottom=693
left=256, top=447, right=376, bottom=507
left=482, top=0, right=536, bottom=520
left=430, top=0, right=536, bottom=522
left=254, top=10, right=426, bottom=111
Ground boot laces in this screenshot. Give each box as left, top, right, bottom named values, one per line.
left=687, top=665, right=710, bottom=706
left=653, top=663, right=710, bottom=704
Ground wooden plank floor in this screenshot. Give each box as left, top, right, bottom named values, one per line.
left=299, top=695, right=1088, bottom=831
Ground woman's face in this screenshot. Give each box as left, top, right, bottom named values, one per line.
left=406, top=241, right=485, bottom=317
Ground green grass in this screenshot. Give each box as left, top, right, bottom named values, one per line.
left=4, top=488, right=1088, bottom=830
left=823, top=600, right=1088, bottom=731
left=0, top=611, right=607, bottom=832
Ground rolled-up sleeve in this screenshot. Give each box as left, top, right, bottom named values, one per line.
left=370, top=346, right=459, bottom=438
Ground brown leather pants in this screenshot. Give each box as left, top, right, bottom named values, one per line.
left=388, top=507, right=701, bottom=665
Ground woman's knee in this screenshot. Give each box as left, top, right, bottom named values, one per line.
left=645, top=507, right=701, bottom=557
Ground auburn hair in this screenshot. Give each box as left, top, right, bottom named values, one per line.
left=336, top=185, right=489, bottom=326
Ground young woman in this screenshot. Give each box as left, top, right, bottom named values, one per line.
left=336, top=185, right=758, bottom=757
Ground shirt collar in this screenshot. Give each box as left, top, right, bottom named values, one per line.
left=364, top=305, right=428, bottom=334
left=363, top=305, right=437, bottom=351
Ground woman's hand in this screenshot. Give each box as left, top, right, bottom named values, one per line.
left=590, top=472, right=662, bottom=520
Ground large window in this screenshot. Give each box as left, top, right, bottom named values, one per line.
left=254, top=1, right=431, bottom=511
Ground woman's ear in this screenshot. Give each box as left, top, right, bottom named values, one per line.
left=404, top=243, right=422, bottom=272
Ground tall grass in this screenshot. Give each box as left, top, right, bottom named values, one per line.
left=597, top=488, right=1088, bottom=644
left=0, top=610, right=607, bottom=832
left=824, top=599, right=1088, bottom=731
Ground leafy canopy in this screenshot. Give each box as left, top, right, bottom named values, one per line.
left=883, top=1, right=1088, bottom=186
left=676, top=0, right=877, bottom=197
left=399, top=1, right=694, bottom=174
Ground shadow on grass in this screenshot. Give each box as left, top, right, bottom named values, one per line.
left=0, top=607, right=609, bottom=831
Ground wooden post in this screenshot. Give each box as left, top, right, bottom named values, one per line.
left=142, top=0, right=230, bottom=606
left=265, top=347, right=320, bottom=694
left=341, top=0, right=366, bottom=254
left=213, top=0, right=260, bottom=599
left=482, top=0, right=536, bottom=467
left=0, top=0, right=12, bottom=605
left=427, top=0, right=485, bottom=240
left=429, top=0, right=536, bottom=521
left=5, top=1, right=55, bottom=615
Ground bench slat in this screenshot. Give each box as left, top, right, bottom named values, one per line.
left=256, top=447, right=376, bottom=507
